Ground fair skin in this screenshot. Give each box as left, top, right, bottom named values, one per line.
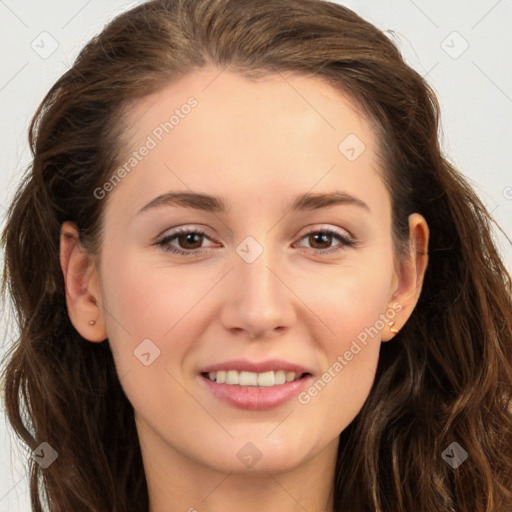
left=60, top=69, right=428, bottom=512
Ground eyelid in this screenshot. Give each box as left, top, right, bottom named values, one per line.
left=155, top=224, right=214, bottom=241
left=296, top=224, right=354, bottom=242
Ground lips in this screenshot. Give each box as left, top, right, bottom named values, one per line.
left=197, top=358, right=313, bottom=410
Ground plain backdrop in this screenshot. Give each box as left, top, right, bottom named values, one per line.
left=1, top=1, right=511, bottom=510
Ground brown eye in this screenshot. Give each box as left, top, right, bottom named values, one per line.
left=157, top=228, right=215, bottom=255
left=296, top=228, right=356, bottom=254
left=176, top=232, right=204, bottom=250
left=308, top=232, right=334, bottom=250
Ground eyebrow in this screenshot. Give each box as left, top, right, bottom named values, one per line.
left=137, top=190, right=370, bottom=215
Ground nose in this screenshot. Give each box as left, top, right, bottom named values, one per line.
left=219, top=243, right=296, bottom=340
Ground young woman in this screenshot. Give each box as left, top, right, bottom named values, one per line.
left=2, top=0, right=511, bottom=511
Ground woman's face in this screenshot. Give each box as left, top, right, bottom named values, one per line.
left=65, top=69, right=427, bottom=476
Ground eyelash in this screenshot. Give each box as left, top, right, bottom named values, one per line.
left=156, top=226, right=357, bottom=256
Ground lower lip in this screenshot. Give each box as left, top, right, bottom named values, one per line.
left=200, top=374, right=312, bottom=410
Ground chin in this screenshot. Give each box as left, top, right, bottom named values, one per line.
left=199, top=435, right=318, bottom=475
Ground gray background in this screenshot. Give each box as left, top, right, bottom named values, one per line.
left=1, top=1, right=511, bottom=510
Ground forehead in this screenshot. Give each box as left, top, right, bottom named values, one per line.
left=124, top=68, right=374, bottom=151
left=109, top=68, right=388, bottom=219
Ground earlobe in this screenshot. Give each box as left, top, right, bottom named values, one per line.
left=382, top=213, right=429, bottom=342
left=59, top=221, right=108, bottom=342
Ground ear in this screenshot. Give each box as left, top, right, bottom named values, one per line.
left=382, top=213, right=429, bottom=342
left=59, top=221, right=107, bottom=342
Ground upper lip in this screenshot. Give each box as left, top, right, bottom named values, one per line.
left=198, top=358, right=312, bottom=375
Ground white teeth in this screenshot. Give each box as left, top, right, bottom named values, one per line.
left=205, top=370, right=302, bottom=386
left=239, top=371, right=258, bottom=386
left=226, top=370, right=239, bottom=385
left=258, top=371, right=275, bottom=387
left=275, top=370, right=286, bottom=385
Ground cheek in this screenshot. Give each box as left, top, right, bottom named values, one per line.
left=98, top=249, right=214, bottom=401
left=315, top=258, right=394, bottom=346
left=101, top=250, right=204, bottom=339
left=301, top=257, right=393, bottom=418
left=299, top=287, right=384, bottom=435
left=98, top=254, right=203, bottom=424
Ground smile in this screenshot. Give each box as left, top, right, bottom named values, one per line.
left=204, top=370, right=304, bottom=387
left=198, top=360, right=313, bottom=410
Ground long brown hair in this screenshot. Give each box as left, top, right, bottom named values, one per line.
left=2, top=0, right=511, bottom=510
